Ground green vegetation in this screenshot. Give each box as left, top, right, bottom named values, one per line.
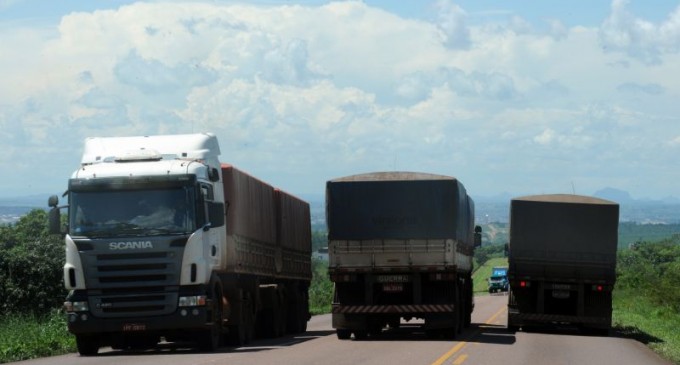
left=614, top=238, right=680, bottom=364
left=613, top=289, right=680, bottom=364
left=474, top=243, right=506, bottom=268
left=0, top=210, right=66, bottom=315
left=618, top=222, right=680, bottom=248
left=479, top=221, right=680, bottom=249
left=479, top=222, right=509, bottom=246
left=309, top=258, right=332, bottom=315
left=311, top=229, right=327, bottom=252
left=0, top=210, right=72, bottom=363
left=0, top=311, right=74, bottom=363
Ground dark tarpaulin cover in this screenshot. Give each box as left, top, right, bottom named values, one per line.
left=509, top=194, right=619, bottom=266
left=326, top=172, right=471, bottom=241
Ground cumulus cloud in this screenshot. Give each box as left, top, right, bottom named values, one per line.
left=0, top=1, right=679, bottom=198
left=669, top=136, right=680, bottom=147
left=114, top=51, right=218, bottom=94
left=599, top=0, right=680, bottom=64
left=396, top=67, right=518, bottom=102
left=435, top=0, right=471, bottom=49
left=534, top=128, right=555, bottom=145
left=547, top=19, right=568, bottom=41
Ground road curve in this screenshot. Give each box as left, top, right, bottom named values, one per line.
left=11, top=295, right=671, bottom=365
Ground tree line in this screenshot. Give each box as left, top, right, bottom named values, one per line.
left=1, top=209, right=678, bottom=316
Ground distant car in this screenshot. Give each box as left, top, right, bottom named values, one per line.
left=488, top=267, right=509, bottom=293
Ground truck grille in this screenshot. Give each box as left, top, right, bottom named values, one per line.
left=78, top=238, right=185, bottom=318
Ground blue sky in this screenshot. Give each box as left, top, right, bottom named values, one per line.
left=1, top=0, right=679, bottom=201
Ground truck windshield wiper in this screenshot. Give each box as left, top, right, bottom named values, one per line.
left=145, top=228, right=184, bottom=236
left=77, top=229, right=115, bottom=238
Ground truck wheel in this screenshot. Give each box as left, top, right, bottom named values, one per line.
left=274, top=298, right=286, bottom=337
left=286, top=289, right=308, bottom=334
left=336, top=329, right=351, bottom=340
left=227, top=324, right=247, bottom=346
left=200, top=287, right=223, bottom=351
left=353, top=330, right=368, bottom=340
left=388, top=317, right=400, bottom=330
left=75, top=334, right=99, bottom=356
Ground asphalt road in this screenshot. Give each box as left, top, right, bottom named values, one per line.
left=12, top=295, right=671, bottom=365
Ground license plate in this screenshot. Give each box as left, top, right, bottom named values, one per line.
left=123, top=323, right=147, bottom=332
left=552, top=283, right=571, bottom=290
left=382, top=283, right=404, bottom=292
left=377, top=275, right=410, bottom=283
left=552, top=290, right=570, bottom=299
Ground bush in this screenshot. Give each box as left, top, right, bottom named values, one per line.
left=309, top=258, right=332, bottom=314
left=474, top=243, right=506, bottom=266
left=616, top=239, right=680, bottom=313
left=0, top=310, right=75, bottom=363
left=0, top=209, right=66, bottom=315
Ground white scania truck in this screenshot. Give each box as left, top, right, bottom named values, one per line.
left=48, top=133, right=312, bottom=355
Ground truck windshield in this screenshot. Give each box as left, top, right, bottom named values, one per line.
left=70, top=188, right=195, bottom=238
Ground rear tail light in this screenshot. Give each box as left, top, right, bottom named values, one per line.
left=330, top=273, right=356, bottom=282
left=429, top=272, right=456, bottom=281
left=591, top=284, right=605, bottom=292
left=519, top=280, right=531, bottom=288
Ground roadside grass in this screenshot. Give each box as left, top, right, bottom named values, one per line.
left=0, top=311, right=74, bottom=364
left=472, top=257, right=508, bottom=294
left=613, top=288, right=680, bottom=364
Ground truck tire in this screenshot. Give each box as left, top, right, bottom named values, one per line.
left=336, top=329, right=351, bottom=340
left=464, top=280, right=472, bottom=328
left=274, top=295, right=287, bottom=337
left=226, top=294, right=254, bottom=346
left=287, top=289, right=308, bottom=334
left=75, top=334, right=99, bottom=356
left=227, top=324, right=247, bottom=346
left=353, top=330, right=368, bottom=340
left=199, top=285, right=223, bottom=351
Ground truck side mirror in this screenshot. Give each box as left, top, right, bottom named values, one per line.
left=47, top=195, right=64, bottom=235
left=504, top=243, right=509, bottom=257
left=208, top=167, right=220, bottom=182
left=208, top=201, right=225, bottom=228
left=474, top=225, right=482, bottom=248
left=48, top=207, right=63, bottom=235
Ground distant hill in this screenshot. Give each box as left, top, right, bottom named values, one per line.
left=0, top=194, right=51, bottom=208
left=594, top=187, right=634, bottom=203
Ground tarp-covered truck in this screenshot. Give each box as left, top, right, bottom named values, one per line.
left=507, top=194, right=619, bottom=334
left=48, top=133, right=311, bottom=355
left=326, top=172, right=481, bottom=340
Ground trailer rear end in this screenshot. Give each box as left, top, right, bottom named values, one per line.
left=507, top=194, right=618, bottom=333
left=327, top=172, right=479, bottom=340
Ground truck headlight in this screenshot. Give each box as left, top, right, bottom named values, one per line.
left=64, top=301, right=89, bottom=312
left=179, top=295, right=207, bottom=307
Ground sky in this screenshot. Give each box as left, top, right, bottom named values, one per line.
left=1, top=0, right=679, bottom=201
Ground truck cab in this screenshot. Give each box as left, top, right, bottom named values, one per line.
left=48, top=133, right=227, bottom=354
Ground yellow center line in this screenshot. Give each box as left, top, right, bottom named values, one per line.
left=452, top=354, right=469, bottom=365
left=484, top=305, right=506, bottom=325
left=430, top=304, right=507, bottom=365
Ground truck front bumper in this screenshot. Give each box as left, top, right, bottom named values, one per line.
left=66, top=307, right=210, bottom=335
